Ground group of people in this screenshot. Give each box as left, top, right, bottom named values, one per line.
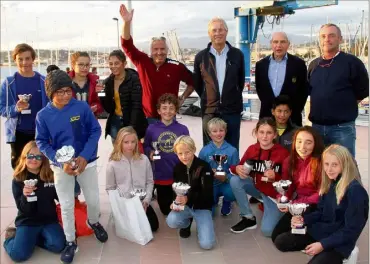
left=0, top=3, right=369, bottom=264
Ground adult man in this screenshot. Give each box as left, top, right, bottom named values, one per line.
left=255, top=32, right=308, bottom=126
left=0, top=43, right=49, bottom=168
left=308, top=23, right=369, bottom=157
left=193, top=17, right=245, bottom=151
left=119, top=4, right=194, bottom=123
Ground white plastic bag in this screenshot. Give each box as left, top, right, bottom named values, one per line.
left=108, top=189, right=153, bottom=245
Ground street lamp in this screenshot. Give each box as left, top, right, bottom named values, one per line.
left=112, top=17, right=119, bottom=49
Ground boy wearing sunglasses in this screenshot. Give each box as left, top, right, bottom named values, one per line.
left=35, top=70, right=107, bottom=264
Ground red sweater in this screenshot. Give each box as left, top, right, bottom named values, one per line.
left=281, top=156, right=320, bottom=204
left=68, top=71, right=103, bottom=116
left=121, top=36, right=194, bottom=118
left=230, top=143, right=289, bottom=198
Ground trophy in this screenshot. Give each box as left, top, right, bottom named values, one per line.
left=212, top=154, right=228, bottom=177
left=172, top=182, right=191, bottom=210
left=81, top=92, right=87, bottom=102
left=289, top=203, right=309, bottom=234
left=55, top=146, right=78, bottom=170
left=152, top=142, right=161, bottom=160
left=96, top=79, right=106, bottom=97
left=130, top=189, right=147, bottom=201
left=273, top=180, right=292, bottom=209
left=261, top=160, right=275, bottom=182
left=24, top=179, right=38, bottom=202
left=76, top=93, right=82, bottom=101
left=18, top=94, right=32, bottom=114
left=243, top=159, right=255, bottom=176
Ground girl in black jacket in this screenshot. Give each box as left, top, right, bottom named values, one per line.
left=99, top=50, right=148, bottom=143
left=3, top=141, right=65, bottom=262
left=166, top=135, right=215, bottom=250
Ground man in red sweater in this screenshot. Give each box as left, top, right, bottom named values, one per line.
left=119, top=4, right=194, bottom=123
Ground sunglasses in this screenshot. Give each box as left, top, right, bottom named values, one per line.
left=26, top=154, right=43, bottom=161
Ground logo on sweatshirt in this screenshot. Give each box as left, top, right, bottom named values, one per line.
left=70, top=115, right=80, bottom=122
left=44, top=183, right=55, bottom=187
left=158, top=131, right=177, bottom=153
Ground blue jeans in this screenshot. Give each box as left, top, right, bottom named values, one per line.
left=110, top=114, right=124, bottom=143
left=312, top=121, right=356, bottom=157
left=202, top=113, right=241, bottom=151
left=230, top=176, right=283, bottom=237
left=166, top=206, right=216, bottom=250
left=3, top=223, right=65, bottom=262
left=214, top=183, right=235, bottom=205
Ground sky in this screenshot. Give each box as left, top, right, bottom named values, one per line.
left=0, top=0, right=369, bottom=51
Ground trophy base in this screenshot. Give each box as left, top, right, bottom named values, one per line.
left=291, top=226, right=307, bottom=235
left=21, top=109, right=31, bottom=114
left=98, top=92, right=106, bottom=97
left=277, top=203, right=289, bottom=209
left=27, top=196, right=37, bottom=202
left=261, top=176, right=269, bottom=182
left=172, top=202, right=184, bottom=211
left=215, top=171, right=226, bottom=176
left=153, top=155, right=161, bottom=160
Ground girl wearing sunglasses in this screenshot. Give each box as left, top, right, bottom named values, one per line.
left=3, top=141, right=66, bottom=262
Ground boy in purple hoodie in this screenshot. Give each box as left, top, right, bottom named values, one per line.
left=144, top=93, right=189, bottom=215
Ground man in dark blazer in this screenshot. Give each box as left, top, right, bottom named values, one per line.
left=255, top=32, right=308, bottom=126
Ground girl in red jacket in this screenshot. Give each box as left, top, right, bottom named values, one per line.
left=271, top=126, right=324, bottom=243
left=229, top=117, right=289, bottom=237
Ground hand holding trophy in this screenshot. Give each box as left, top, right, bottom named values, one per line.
left=261, top=160, right=275, bottom=182
left=272, top=180, right=292, bottom=209
left=212, top=154, right=228, bottom=181
left=172, top=182, right=191, bottom=211
left=17, top=94, right=32, bottom=114
left=289, top=203, right=309, bottom=234
left=55, top=146, right=78, bottom=174
left=24, top=179, right=38, bottom=202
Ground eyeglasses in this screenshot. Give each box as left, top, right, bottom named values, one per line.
left=26, top=154, right=43, bottom=161
left=56, top=89, right=73, bottom=96
left=318, top=58, right=335, bottom=68
left=76, top=63, right=91, bottom=69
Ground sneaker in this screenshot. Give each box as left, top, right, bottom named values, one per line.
left=5, top=227, right=16, bottom=240
left=221, top=201, right=232, bottom=216
left=87, top=220, right=108, bottom=243
left=249, top=197, right=260, bottom=204
left=230, top=216, right=257, bottom=233
left=179, top=218, right=193, bottom=238
left=60, top=241, right=78, bottom=264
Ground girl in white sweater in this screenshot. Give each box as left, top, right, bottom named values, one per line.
left=106, top=126, right=158, bottom=231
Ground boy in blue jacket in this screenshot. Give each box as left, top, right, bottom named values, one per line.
left=35, top=70, right=107, bottom=264
left=199, top=118, right=239, bottom=216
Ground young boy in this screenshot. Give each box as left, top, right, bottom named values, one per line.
left=271, top=95, right=299, bottom=152
left=35, top=70, right=108, bottom=264
left=198, top=118, right=239, bottom=216
left=144, top=93, right=189, bottom=216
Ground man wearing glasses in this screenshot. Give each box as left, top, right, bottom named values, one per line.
left=255, top=32, right=308, bottom=127
left=308, top=24, right=369, bottom=157
left=119, top=4, right=194, bottom=124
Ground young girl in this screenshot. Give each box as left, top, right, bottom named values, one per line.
left=229, top=117, right=289, bottom=237
left=3, top=141, right=65, bottom=262
left=271, top=126, right=325, bottom=242
left=106, top=126, right=158, bottom=232
left=166, top=136, right=215, bottom=250
left=274, top=144, right=369, bottom=264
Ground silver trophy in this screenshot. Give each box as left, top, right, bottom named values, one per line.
left=212, top=154, right=228, bottom=177
left=24, top=179, right=38, bottom=202
left=152, top=142, right=161, bottom=160
left=55, top=145, right=78, bottom=170
left=76, top=93, right=82, bottom=101
left=289, top=203, right=309, bottom=234
left=273, top=180, right=292, bottom=209
left=172, top=182, right=191, bottom=211
left=97, top=79, right=106, bottom=97
left=261, top=160, right=275, bottom=182
left=243, top=159, right=254, bottom=176
left=18, top=94, right=32, bottom=114
left=130, top=189, right=147, bottom=201
left=81, top=92, right=87, bottom=102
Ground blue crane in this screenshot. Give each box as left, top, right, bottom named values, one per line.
left=234, top=0, right=338, bottom=85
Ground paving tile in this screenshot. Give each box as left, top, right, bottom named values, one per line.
left=181, top=250, right=225, bottom=264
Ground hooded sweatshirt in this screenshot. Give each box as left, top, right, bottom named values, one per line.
left=198, top=140, right=239, bottom=186
left=230, top=143, right=289, bottom=198
left=143, top=120, right=189, bottom=184
left=35, top=98, right=101, bottom=166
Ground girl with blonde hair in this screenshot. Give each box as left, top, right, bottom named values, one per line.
left=274, top=144, right=369, bottom=264
left=106, top=126, right=158, bottom=231
left=3, top=141, right=65, bottom=262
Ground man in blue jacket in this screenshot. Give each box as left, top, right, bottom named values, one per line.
left=35, top=70, right=107, bottom=264
left=0, top=43, right=49, bottom=168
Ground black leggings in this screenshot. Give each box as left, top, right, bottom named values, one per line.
left=274, top=231, right=344, bottom=264
left=154, top=184, right=173, bottom=216
left=146, top=205, right=159, bottom=232
left=10, top=131, right=35, bottom=169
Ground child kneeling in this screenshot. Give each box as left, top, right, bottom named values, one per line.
left=166, top=136, right=215, bottom=250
